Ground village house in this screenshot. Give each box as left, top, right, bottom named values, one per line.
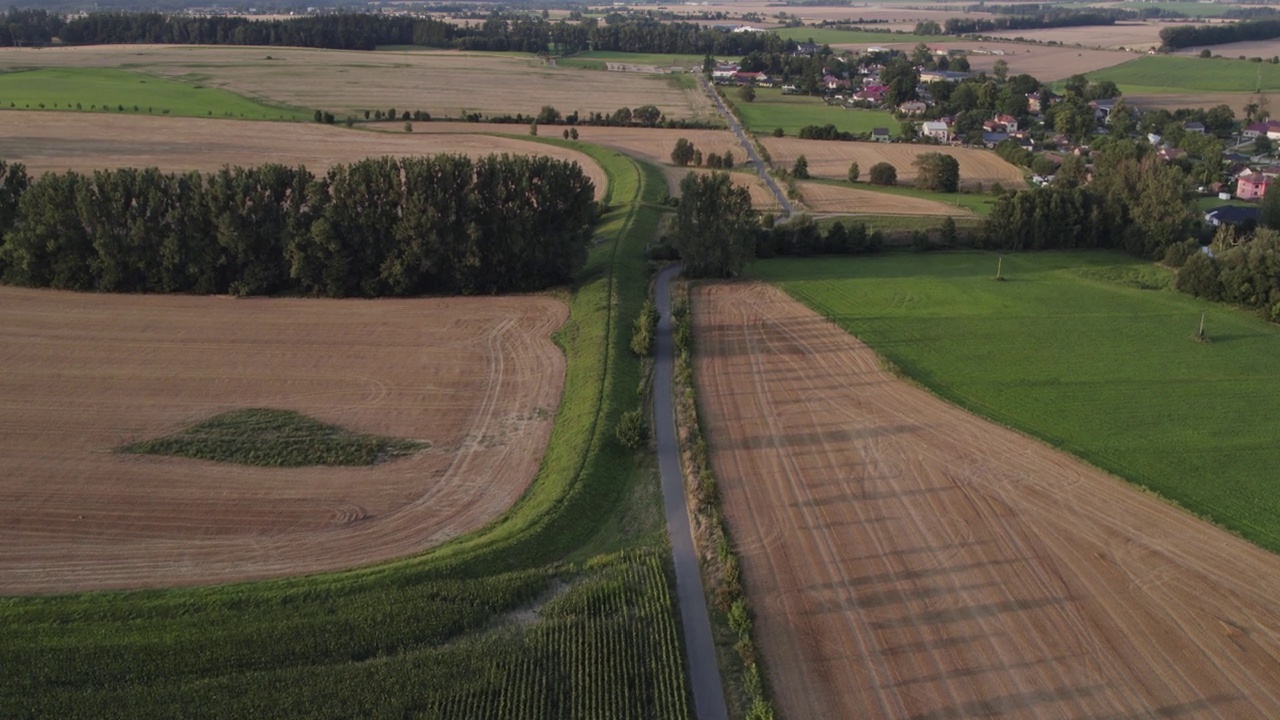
left=711, top=63, right=739, bottom=81
left=922, top=120, right=952, bottom=143
left=899, top=100, right=928, bottom=115
left=1243, top=120, right=1280, bottom=140
left=871, top=127, right=891, bottom=142
left=1236, top=168, right=1273, bottom=200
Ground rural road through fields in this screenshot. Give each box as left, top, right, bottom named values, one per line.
left=654, top=264, right=729, bottom=720
left=699, top=76, right=795, bottom=217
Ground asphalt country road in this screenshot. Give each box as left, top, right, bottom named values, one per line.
left=699, top=75, right=795, bottom=217
left=654, top=263, right=729, bottom=720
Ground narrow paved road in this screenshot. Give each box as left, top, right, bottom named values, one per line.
left=699, top=75, right=794, bottom=217
left=654, top=263, right=729, bottom=720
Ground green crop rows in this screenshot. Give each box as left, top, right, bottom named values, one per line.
left=0, top=67, right=310, bottom=120
left=118, top=408, right=426, bottom=466
left=1, top=142, right=688, bottom=718
left=752, top=250, right=1280, bottom=553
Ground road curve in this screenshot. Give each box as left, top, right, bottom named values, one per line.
left=699, top=75, right=795, bottom=217
left=654, top=263, right=729, bottom=720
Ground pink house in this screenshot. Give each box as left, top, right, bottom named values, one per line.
left=1236, top=169, right=1271, bottom=200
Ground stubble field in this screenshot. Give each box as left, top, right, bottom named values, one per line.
left=0, top=287, right=567, bottom=594
left=0, top=112, right=608, bottom=198
left=762, top=137, right=1025, bottom=189
left=0, top=45, right=714, bottom=121
left=693, top=280, right=1280, bottom=719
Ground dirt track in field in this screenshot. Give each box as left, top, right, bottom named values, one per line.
left=0, top=287, right=567, bottom=594
left=693, top=282, right=1280, bottom=720
left=0, top=112, right=608, bottom=200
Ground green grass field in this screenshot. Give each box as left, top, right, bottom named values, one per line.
left=0, top=67, right=311, bottom=120
left=772, top=26, right=938, bottom=46
left=0, top=143, right=688, bottom=718
left=752, top=250, right=1280, bottom=554
left=1086, top=55, right=1280, bottom=94
left=557, top=50, right=712, bottom=70
left=733, top=88, right=896, bottom=136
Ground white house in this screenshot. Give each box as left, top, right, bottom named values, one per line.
left=922, top=121, right=951, bottom=142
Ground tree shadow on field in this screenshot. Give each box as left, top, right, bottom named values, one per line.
left=723, top=422, right=922, bottom=452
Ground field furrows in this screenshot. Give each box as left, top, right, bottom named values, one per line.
left=693, top=282, right=1280, bottom=720
left=762, top=137, right=1024, bottom=190
left=0, top=287, right=568, bottom=593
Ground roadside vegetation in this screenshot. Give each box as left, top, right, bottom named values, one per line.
left=0, top=143, right=691, bottom=719
left=752, top=250, right=1280, bottom=554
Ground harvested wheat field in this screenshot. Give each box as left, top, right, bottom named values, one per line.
left=693, top=281, right=1280, bottom=720
left=985, top=22, right=1190, bottom=51
left=796, top=181, right=969, bottom=215
left=0, top=112, right=607, bottom=199
left=763, top=137, right=1023, bottom=189
left=0, top=45, right=713, bottom=121
left=0, top=287, right=567, bottom=594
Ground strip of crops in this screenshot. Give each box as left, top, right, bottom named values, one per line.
left=0, top=143, right=689, bottom=718
left=752, top=250, right=1280, bottom=553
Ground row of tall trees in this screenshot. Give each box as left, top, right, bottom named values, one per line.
left=1176, top=226, right=1280, bottom=320
left=944, top=8, right=1125, bottom=34
left=46, top=11, right=782, bottom=56
left=0, top=155, right=596, bottom=297
left=1160, top=17, right=1280, bottom=49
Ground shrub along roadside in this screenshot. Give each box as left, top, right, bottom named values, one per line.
left=669, top=280, right=777, bottom=720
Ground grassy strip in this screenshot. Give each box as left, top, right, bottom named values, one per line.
left=751, top=250, right=1280, bottom=554
left=0, top=143, right=689, bottom=718
left=118, top=408, right=426, bottom=467
left=669, top=282, right=777, bottom=720
left=0, top=67, right=310, bottom=121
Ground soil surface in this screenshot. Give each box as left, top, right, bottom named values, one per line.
left=0, top=287, right=567, bottom=594
left=693, top=281, right=1280, bottom=720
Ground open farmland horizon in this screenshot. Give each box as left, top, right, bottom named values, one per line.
left=0, top=44, right=716, bottom=122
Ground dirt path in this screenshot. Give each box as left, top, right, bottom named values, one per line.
left=693, top=282, right=1280, bottom=720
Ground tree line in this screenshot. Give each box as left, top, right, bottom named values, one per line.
left=943, top=8, right=1123, bottom=35
left=1174, top=225, right=1280, bottom=321
left=0, top=155, right=596, bottom=297
left=1160, top=17, right=1280, bottom=50
left=28, top=11, right=784, bottom=56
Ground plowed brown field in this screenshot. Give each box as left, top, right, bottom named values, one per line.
left=0, top=112, right=608, bottom=200
left=796, top=181, right=970, bottom=215
left=693, top=282, right=1280, bottom=720
left=762, top=137, right=1023, bottom=190
left=0, top=287, right=567, bottom=594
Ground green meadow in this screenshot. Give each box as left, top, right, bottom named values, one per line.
left=0, top=144, right=689, bottom=718
left=1086, top=55, right=1280, bottom=94
left=0, top=67, right=310, bottom=120
left=752, top=251, right=1280, bottom=554
left=733, top=88, right=896, bottom=136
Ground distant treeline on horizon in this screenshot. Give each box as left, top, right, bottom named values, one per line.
left=0, top=154, right=597, bottom=298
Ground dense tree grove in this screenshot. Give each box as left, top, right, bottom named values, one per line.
left=913, top=152, right=960, bottom=193
left=981, top=143, right=1195, bottom=258
left=671, top=172, right=758, bottom=278
left=0, top=9, right=62, bottom=45
left=0, top=155, right=596, bottom=297
left=943, top=8, right=1125, bottom=35
left=1174, top=226, right=1280, bottom=320
left=1160, top=17, right=1280, bottom=49
left=44, top=11, right=783, bottom=55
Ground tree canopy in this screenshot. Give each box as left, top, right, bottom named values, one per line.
left=671, top=171, right=758, bottom=278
